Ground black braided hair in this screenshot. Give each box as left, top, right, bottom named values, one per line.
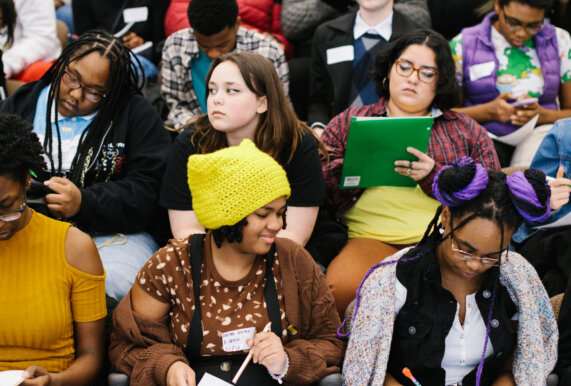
left=42, top=30, right=143, bottom=187
left=0, top=114, right=45, bottom=184
left=211, top=209, right=287, bottom=248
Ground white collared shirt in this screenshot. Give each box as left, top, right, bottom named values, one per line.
left=353, top=10, right=393, bottom=41
left=395, top=279, right=518, bottom=385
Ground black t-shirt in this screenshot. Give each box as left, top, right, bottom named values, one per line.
left=159, top=126, right=325, bottom=210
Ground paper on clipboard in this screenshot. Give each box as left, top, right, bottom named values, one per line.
left=488, top=114, right=539, bottom=146
left=197, top=373, right=233, bottom=386
left=340, top=116, right=433, bottom=188
left=535, top=211, right=571, bottom=229
left=0, top=370, right=25, bottom=385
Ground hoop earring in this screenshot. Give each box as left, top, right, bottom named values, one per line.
left=383, top=76, right=389, bottom=89
left=439, top=226, right=445, bottom=235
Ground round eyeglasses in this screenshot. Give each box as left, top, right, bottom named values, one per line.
left=394, top=59, right=439, bottom=84
left=0, top=192, right=27, bottom=222
left=62, top=69, right=107, bottom=103
left=501, top=9, right=544, bottom=35
left=450, top=238, right=505, bottom=267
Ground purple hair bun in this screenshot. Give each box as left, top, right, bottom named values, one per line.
left=506, top=171, right=551, bottom=223
left=432, top=157, right=489, bottom=207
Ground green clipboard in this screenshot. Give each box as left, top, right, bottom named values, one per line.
left=340, top=116, right=433, bottom=188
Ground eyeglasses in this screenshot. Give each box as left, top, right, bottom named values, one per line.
left=0, top=193, right=27, bottom=222
left=450, top=238, right=506, bottom=267
left=62, top=69, right=107, bottom=103
left=394, top=59, right=439, bottom=84
left=501, top=9, right=544, bottom=35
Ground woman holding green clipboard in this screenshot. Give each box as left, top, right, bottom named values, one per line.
left=321, top=29, right=501, bottom=316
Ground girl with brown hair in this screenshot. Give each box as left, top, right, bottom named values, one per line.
left=160, top=51, right=326, bottom=248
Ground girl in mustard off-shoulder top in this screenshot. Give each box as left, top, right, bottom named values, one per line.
left=0, top=114, right=106, bottom=385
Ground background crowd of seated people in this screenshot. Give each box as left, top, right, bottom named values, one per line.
left=0, top=0, right=571, bottom=384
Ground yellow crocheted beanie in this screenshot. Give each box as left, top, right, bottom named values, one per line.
left=187, top=139, right=291, bottom=229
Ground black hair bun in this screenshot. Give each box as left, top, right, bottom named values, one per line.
left=524, top=169, right=550, bottom=206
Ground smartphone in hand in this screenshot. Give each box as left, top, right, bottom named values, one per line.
left=510, top=97, right=538, bottom=108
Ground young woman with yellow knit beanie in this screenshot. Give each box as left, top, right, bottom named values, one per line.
left=0, top=114, right=106, bottom=385
left=110, top=139, right=344, bottom=385
left=160, top=51, right=327, bottom=250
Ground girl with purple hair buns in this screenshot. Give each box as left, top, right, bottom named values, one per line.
left=343, top=157, right=558, bottom=386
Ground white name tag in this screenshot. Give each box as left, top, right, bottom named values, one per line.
left=222, top=327, right=256, bottom=352
left=469, top=61, right=495, bottom=82
left=326, top=45, right=354, bottom=65
left=198, top=373, right=233, bottom=386
left=123, top=7, right=149, bottom=24
left=343, top=176, right=361, bottom=187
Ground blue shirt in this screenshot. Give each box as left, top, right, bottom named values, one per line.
left=190, top=49, right=211, bottom=112
left=512, top=118, right=571, bottom=244
left=33, top=86, right=97, bottom=171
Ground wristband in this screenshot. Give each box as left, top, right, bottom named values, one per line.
left=268, top=352, right=289, bottom=384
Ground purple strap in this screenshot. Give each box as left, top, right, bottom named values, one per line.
left=336, top=253, right=421, bottom=338
left=476, top=285, right=497, bottom=386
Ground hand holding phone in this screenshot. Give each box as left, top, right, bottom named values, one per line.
left=510, top=97, right=538, bottom=108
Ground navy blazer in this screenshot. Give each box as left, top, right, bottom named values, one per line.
left=308, top=9, right=423, bottom=126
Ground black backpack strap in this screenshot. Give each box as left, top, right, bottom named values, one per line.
left=186, top=233, right=206, bottom=358
left=263, top=244, right=282, bottom=338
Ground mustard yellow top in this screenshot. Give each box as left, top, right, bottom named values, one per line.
left=343, top=185, right=440, bottom=244
left=0, top=211, right=106, bottom=372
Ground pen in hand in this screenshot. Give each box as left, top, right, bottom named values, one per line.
left=232, top=322, right=273, bottom=384
left=402, top=367, right=422, bottom=386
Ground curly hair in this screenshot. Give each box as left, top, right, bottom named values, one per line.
left=211, top=210, right=287, bottom=248
left=371, top=29, right=460, bottom=110
left=0, top=114, right=46, bottom=184
left=187, top=0, right=239, bottom=36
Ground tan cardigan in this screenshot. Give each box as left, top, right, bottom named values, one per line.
left=109, top=235, right=345, bottom=385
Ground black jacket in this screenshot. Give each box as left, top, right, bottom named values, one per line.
left=0, top=79, right=171, bottom=234
left=72, top=0, right=169, bottom=63
left=389, top=250, right=517, bottom=385
left=308, top=9, right=423, bottom=126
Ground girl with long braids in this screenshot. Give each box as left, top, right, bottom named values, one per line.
left=343, top=157, right=558, bottom=385
left=0, top=30, right=171, bottom=301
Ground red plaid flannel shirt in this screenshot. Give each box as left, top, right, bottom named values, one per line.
left=321, top=98, right=500, bottom=219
